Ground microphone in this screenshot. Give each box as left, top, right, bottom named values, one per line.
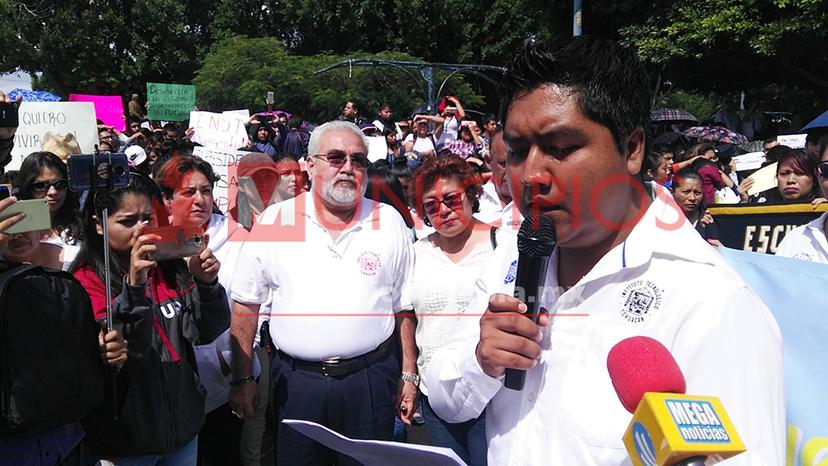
left=504, top=215, right=556, bottom=391
left=607, top=336, right=746, bottom=466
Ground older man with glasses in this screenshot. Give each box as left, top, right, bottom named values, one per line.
left=229, top=121, right=417, bottom=465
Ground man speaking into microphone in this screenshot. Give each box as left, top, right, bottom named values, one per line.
left=426, top=36, right=784, bottom=465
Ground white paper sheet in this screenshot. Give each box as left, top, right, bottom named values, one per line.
left=283, top=419, right=468, bottom=466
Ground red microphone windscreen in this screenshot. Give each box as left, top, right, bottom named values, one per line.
left=607, top=336, right=687, bottom=414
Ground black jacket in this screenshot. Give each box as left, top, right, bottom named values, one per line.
left=74, top=262, right=230, bottom=456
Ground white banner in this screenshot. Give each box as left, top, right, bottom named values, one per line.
left=9, top=102, right=98, bottom=170
left=222, top=109, right=250, bottom=122
left=192, top=146, right=250, bottom=213
left=190, top=111, right=250, bottom=152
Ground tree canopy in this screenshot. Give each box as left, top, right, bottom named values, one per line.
left=0, top=0, right=826, bottom=119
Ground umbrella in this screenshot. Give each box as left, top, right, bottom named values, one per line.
left=7, top=88, right=60, bottom=102
left=681, top=126, right=748, bottom=145
left=650, top=108, right=697, bottom=123
left=801, top=110, right=828, bottom=132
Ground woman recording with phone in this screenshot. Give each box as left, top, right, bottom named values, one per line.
left=16, top=151, right=81, bottom=270
left=69, top=172, right=229, bottom=464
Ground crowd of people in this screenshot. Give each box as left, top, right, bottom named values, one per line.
left=0, top=34, right=827, bottom=466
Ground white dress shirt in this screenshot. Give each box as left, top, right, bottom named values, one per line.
left=230, top=192, right=414, bottom=361
left=774, top=211, right=828, bottom=264
left=427, top=184, right=785, bottom=466
left=476, top=181, right=522, bottom=247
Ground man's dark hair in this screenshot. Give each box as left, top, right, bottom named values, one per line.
left=818, top=134, right=828, bottom=159
left=499, top=35, right=653, bottom=154
left=287, top=116, right=303, bottom=130
left=162, top=122, right=178, bottom=133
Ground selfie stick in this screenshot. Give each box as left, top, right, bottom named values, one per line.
left=90, top=153, right=119, bottom=420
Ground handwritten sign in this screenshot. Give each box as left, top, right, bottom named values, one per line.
left=190, top=111, right=250, bottom=152
left=146, top=83, right=196, bottom=121
left=732, top=151, right=766, bottom=172
left=68, top=94, right=125, bottom=131
left=192, top=146, right=250, bottom=213
left=9, top=102, right=97, bottom=170
left=776, top=134, right=807, bottom=149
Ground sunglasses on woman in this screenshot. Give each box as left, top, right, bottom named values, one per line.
left=817, top=162, right=828, bottom=178
left=422, top=192, right=465, bottom=216
left=31, top=179, right=69, bottom=193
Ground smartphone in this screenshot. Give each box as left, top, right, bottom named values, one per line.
left=266, top=92, right=275, bottom=105
left=258, top=114, right=274, bottom=124
left=0, top=101, right=19, bottom=127
left=67, top=153, right=130, bottom=192
left=144, top=225, right=206, bottom=261
left=0, top=199, right=51, bottom=234
left=0, top=184, right=11, bottom=201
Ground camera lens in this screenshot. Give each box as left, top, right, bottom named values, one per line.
left=193, top=236, right=202, bottom=244
left=113, top=164, right=126, bottom=176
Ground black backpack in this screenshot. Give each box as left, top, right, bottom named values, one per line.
left=0, top=262, right=105, bottom=434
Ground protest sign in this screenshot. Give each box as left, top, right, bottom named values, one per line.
left=222, top=109, right=250, bottom=122
left=745, top=162, right=778, bottom=196
left=776, top=133, right=807, bottom=149
left=68, top=94, right=125, bottom=131
left=708, top=203, right=827, bottom=254
left=9, top=102, right=97, bottom=170
left=731, top=151, right=766, bottom=172
left=146, top=83, right=196, bottom=121
left=192, top=146, right=249, bottom=213
left=190, top=111, right=250, bottom=152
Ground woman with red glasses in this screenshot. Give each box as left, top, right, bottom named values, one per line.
left=16, top=151, right=81, bottom=270
left=776, top=139, right=828, bottom=263
left=409, top=155, right=493, bottom=465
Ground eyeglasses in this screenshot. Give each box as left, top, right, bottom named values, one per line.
left=31, top=179, right=69, bottom=193
left=314, top=151, right=370, bottom=169
left=818, top=162, right=828, bottom=178
left=422, top=191, right=465, bottom=216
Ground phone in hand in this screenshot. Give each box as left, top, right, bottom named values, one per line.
left=266, top=92, right=275, bottom=105
left=0, top=101, right=19, bottom=127
left=144, top=225, right=206, bottom=261
left=0, top=199, right=51, bottom=234
left=0, top=184, right=11, bottom=201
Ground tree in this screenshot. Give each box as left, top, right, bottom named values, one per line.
left=0, top=0, right=216, bottom=97
left=193, top=36, right=485, bottom=122
left=616, top=0, right=828, bottom=109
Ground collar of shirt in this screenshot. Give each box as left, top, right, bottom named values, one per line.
left=293, top=191, right=375, bottom=244
left=575, top=183, right=719, bottom=289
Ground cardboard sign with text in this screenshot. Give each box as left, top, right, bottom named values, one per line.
left=68, top=94, right=126, bottom=131
left=192, top=146, right=250, bottom=213
left=8, top=102, right=98, bottom=170
left=190, top=111, right=250, bottom=152
left=146, top=83, right=196, bottom=121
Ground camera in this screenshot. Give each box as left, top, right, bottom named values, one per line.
left=67, top=153, right=130, bottom=192
left=0, top=101, right=19, bottom=127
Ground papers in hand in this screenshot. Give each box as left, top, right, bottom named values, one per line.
left=283, top=419, right=469, bottom=466
left=746, top=162, right=778, bottom=196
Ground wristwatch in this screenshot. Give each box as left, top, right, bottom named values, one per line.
left=400, top=372, right=420, bottom=387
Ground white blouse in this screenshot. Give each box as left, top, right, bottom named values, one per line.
left=411, top=234, right=493, bottom=396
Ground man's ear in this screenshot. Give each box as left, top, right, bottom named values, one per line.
left=625, top=127, right=646, bottom=176
left=93, top=214, right=103, bottom=235
left=305, top=156, right=316, bottom=178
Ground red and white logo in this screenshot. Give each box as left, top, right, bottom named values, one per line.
left=357, top=251, right=382, bottom=276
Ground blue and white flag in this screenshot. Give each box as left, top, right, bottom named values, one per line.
left=719, top=247, right=828, bottom=466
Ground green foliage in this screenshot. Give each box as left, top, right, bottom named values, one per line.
left=0, top=0, right=217, bottom=97
left=193, top=36, right=485, bottom=123
left=659, top=90, right=720, bottom=124
left=619, top=0, right=828, bottom=99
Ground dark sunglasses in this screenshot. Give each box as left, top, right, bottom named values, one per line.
left=423, top=192, right=465, bottom=216
left=818, top=162, right=828, bottom=178
left=314, top=151, right=370, bottom=169
left=31, top=179, right=69, bottom=193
